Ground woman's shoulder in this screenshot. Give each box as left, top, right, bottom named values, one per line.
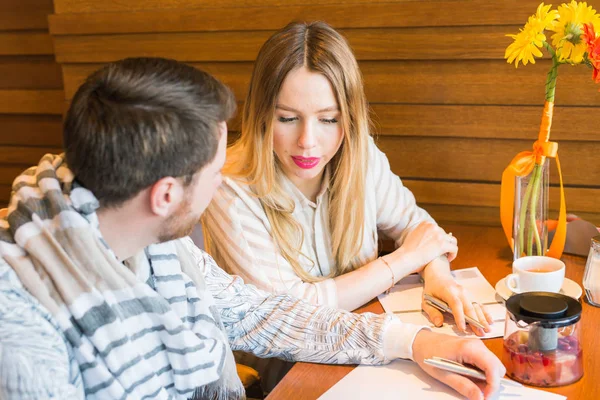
left=365, top=135, right=391, bottom=174
left=210, top=176, right=266, bottom=219
left=366, top=135, right=385, bottom=159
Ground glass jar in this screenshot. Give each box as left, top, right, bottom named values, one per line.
left=583, top=235, right=600, bottom=306
left=503, top=292, right=583, bottom=387
left=512, top=159, right=549, bottom=260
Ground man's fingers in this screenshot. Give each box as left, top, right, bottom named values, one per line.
left=481, top=366, right=503, bottom=399
left=426, top=367, right=484, bottom=400
left=422, top=301, right=444, bottom=327
left=459, top=342, right=506, bottom=397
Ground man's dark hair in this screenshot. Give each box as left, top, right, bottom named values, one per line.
left=64, top=57, right=236, bottom=207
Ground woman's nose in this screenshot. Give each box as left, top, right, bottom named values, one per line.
left=297, top=121, right=317, bottom=149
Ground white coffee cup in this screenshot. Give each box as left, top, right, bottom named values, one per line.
left=506, top=256, right=565, bottom=293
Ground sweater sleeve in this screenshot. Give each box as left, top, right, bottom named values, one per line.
left=203, top=180, right=339, bottom=307
left=185, top=240, right=427, bottom=364
left=369, top=138, right=436, bottom=248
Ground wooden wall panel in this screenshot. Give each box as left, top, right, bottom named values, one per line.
left=0, top=0, right=53, bottom=31
left=423, top=205, right=600, bottom=228
left=52, top=27, right=517, bottom=63
left=0, top=56, right=62, bottom=89
left=0, top=0, right=63, bottom=207
left=378, top=136, right=598, bottom=187
left=0, top=185, right=11, bottom=204
left=370, top=105, right=600, bottom=142
left=0, top=146, right=62, bottom=166
left=0, top=32, right=54, bottom=55
left=49, top=0, right=600, bottom=227
left=61, top=60, right=600, bottom=107
left=360, top=60, right=600, bottom=106
left=0, top=115, right=62, bottom=146
left=404, top=180, right=600, bottom=226
left=0, top=90, right=64, bottom=114
left=51, top=0, right=538, bottom=27
left=0, top=13, right=50, bottom=32
left=53, top=0, right=438, bottom=14
left=62, top=62, right=254, bottom=101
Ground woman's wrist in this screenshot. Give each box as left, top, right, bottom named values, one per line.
left=420, top=256, right=453, bottom=283
left=378, top=256, right=395, bottom=293
left=384, top=248, right=418, bottom=280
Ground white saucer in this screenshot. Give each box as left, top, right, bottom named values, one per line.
left=495, top=276, right=583, bottom=300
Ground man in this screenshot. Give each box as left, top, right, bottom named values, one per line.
left=0, top=58, right=504, bottom=400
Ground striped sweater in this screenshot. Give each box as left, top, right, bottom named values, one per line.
left=0, top=237, right=423, bottom=399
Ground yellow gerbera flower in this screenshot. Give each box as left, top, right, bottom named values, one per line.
left=505, top=3, right=559, bottom=67
left=550, top=0, right=600, bottom=63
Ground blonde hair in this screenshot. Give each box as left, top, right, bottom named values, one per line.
left=224, top=21, right=370, bottom=282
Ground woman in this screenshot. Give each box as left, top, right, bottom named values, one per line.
left=203, top=21, right=491, bottom=334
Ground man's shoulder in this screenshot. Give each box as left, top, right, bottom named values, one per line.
left=0, top=257, right=23, bottom=290
left=0, top=258, right=61, bottom=335
left=0, top=260, right=31, bottom=313
left=0, top=257, right=68, bottom=341
left=0, top=259, right=77, bottom=399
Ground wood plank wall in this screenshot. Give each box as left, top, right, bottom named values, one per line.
left=47, top=0, right=599, bottom=226
left=0, top=0, right=63, bottom=206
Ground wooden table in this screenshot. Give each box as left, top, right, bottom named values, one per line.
left=267, top=225, right=599, bottom=400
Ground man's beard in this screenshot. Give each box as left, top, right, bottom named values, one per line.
left=157, top=195, right=198, bottom=243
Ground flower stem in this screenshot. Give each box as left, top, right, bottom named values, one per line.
left=528, top=164, right=544, bottom=255
left=543, top=43, right=559, bottom=104
left=517, top=168, right=536, bottom=256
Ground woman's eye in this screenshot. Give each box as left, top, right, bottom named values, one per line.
left=321, top=118, right=338, bottom=124
left=278, top=116, right=297, bottom=123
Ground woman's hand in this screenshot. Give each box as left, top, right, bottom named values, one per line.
left=412, top=330, right=506, bottom=400
left=422, top=273, right=493, bottom=336
left=388, top=222, right=458, bottom=277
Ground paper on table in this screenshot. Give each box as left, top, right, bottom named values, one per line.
left=318, top=360, right=566, bottom=400
left=378, top=267, right=505, bottom=338
left=397, top=303, right=506, bottom=338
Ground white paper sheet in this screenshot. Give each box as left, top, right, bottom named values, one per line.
left=318, top=360, right=566, bottom=400
left=378, top=267, right=506, bottom=338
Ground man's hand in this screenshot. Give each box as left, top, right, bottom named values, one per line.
left=412, top=330, right=506, bottom=400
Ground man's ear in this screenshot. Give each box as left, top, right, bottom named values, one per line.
left=149, top=177, right=184, bottom=217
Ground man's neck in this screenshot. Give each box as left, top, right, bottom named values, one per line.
left=96, top=204, right=156, bottom=261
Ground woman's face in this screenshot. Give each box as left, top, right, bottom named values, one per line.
left=272, top=66, right=344, bottom=198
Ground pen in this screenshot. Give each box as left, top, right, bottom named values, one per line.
left=424, top=357, right=522, bottom=387
left=423, top=293, right=486, bottom=330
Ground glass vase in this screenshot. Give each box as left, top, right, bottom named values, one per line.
left=512, top=158, right=549, bottom=260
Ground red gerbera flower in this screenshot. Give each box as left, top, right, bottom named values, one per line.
left=582, top=23, right=600, bottom=84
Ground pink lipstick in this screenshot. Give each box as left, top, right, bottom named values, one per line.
left=292, top=156, right=320, bottom=169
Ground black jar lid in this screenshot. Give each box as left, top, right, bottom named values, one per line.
left=505, top=292, right=582, bottom=328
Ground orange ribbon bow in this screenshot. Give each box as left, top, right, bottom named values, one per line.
left=500, top=102, right=567, bottom=259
